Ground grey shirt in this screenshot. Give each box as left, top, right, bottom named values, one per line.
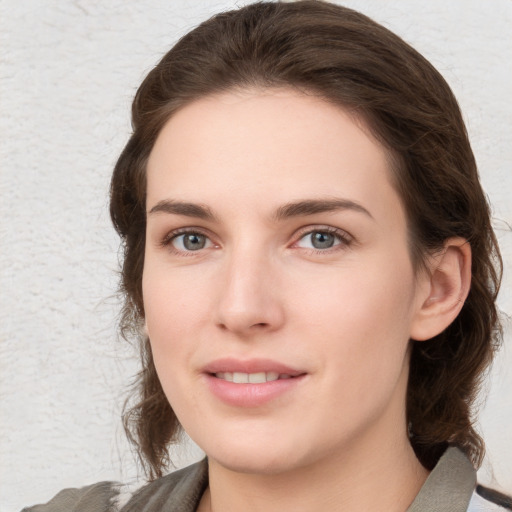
left=21, top=447, right=509, bottom=511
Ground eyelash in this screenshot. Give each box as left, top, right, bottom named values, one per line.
left=159, top=227, right=214, bottom=256
left=293, top=226, right=353, bottom=254
left=159, top=225, right=353, bottom=256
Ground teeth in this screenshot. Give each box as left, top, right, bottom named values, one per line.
left=233, top=372, right=249, bottom=384
left=215, top=371, right=287, bottom=383
left=216, top=372, right=233, bottom=382
left=248, top=372, right=266, bottom=384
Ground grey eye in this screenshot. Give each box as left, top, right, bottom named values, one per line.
left=296, top=230, right=342, bottom=250
left=310, top=231, right=336, bottom=249
left=172, top=233, right=210, bottom=251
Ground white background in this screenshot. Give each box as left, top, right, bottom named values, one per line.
left=1, top=1, right=511, bottom=510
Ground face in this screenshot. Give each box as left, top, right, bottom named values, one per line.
left=143, top=88, right=429, bottom=475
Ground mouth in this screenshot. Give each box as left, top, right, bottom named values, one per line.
left=203, top=359, right=307, bottom=407
left=213, top=371, right=296, bottom=383
left=203, top=358, right=305, bottom=381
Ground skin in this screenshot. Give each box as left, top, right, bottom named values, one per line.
left=143, top=88, right=470, bottom=512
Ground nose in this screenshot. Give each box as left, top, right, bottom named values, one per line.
left=214, top=251, right=285, bottom=337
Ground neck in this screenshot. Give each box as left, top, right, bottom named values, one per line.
left=199, top=429, right=428, bottom=512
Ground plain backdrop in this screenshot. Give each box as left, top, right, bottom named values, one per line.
left=1, top=1, right=511, bottom=510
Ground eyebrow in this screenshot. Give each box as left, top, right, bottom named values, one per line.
left=148, top=200, right=216, bottom=221
left=147, top=197, right=373, bottom=222
left=273, top=198, right=374, bottom=221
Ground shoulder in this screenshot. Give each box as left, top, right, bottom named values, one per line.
left=467, top=486, right=512, bottom=511
left=20, top=481, right=122, bottom=512
left=121, top=459, right=208, bottom=512
left=407, top=447, right=512, bottom=512
left=21, top=460, right=208, bottom=512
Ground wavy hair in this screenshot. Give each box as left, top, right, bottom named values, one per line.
left=110, top=1, right=502, bottom=479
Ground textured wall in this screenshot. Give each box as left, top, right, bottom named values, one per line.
left=1, top=1, right=510, bottom=510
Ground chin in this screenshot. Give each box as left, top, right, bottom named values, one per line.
left=195, top=426, right=337, bottom=477
left=191, top=427, right=306, bottom=475
left=209, top=449, right=304, bottom=475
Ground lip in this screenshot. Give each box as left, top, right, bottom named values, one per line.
left=203, top=358, right=303, bottom=376
left=202, top=358, right=307, bottom=407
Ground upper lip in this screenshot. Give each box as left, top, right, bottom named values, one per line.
left=202, top=358, right=305, bottom=376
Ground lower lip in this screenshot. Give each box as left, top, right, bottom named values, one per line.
left=205, top=374, right=306, bottom=407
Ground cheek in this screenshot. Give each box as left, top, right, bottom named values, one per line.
left=294, top=253, right=417, bottom=376
left=142, top=266, right=211, bottom=417
left=299, top=267, right=415, bottom=432
left=297, top=254, right=414, bottom=327
left=142, top=263, right=210, bottom=376
left=143, top=257, right=208, bottom=330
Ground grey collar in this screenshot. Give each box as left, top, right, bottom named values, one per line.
left=121, top=459, right=208, bottom=512
left=407, top=446, right=476, bottom=512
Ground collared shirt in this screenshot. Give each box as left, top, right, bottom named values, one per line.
left=21, top=447, right=510, bottom=511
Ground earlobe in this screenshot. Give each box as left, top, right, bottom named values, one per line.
left=410, top=238, right=471, bottom=342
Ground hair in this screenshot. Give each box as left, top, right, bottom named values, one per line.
left=110, top=1, right=502, bottom=479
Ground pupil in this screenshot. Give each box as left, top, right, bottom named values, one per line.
left=184, top=234, right=205, bottom=250
left=312, top=232, right=334, bottom=249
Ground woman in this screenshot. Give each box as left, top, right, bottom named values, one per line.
left=23, top=1, right=510, bottom=511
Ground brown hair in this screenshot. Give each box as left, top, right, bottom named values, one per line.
left=110, top=1, right=502, bottom=479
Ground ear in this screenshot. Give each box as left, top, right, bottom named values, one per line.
left=410, top=237, right=471, bottom=341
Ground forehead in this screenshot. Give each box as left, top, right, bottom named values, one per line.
left=146, top=87, right=404, bottom=225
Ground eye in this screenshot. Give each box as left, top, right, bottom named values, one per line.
left=170, top=232, right=213, bottom=252
left=295, top=229, right=349, bottom=250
